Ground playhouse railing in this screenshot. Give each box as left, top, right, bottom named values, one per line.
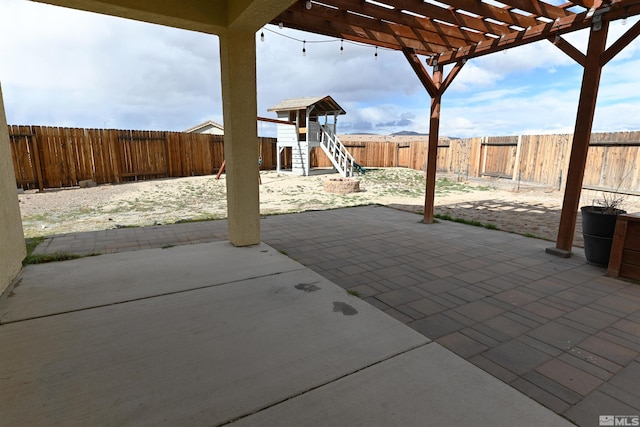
left=319, top=124, right=355, bottom=177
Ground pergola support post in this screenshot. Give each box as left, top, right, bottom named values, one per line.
left=548, top=19, right=609, bottom=256
left=402, top=48, right=464, bottom=223
left=424, top=69, right=443, bottom=223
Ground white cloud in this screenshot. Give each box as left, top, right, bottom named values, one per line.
left=448, top=63, right=501, bottom=91
left=474, top=39, right=575, bottom=76
left=0, top=0, right=638, bottom=137
left=0, top=0, right=223, bottom=130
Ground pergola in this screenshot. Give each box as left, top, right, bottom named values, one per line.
left=0, top=0, right=639, bottom=292
left=273, top=0, right=640, bottom=257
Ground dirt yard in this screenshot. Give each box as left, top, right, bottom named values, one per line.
left=17, top=167, right=640, bottom=246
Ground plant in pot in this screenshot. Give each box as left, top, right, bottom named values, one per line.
left=581, top=193, right=626, bottom=267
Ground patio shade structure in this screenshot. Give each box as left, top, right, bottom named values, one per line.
left=273, top=0, right=640, bottom=255
left=1, top=0, right=640, bottom=295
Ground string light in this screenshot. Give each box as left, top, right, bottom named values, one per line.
left=260, top=26, right=393, bottom=59
left=306, top=0, right=312, bottom=9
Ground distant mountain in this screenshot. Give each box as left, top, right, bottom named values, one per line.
left=391, top=131, right=428, bottom=136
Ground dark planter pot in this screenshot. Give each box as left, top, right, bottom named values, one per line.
left=581, top=206, right=626, bottom=267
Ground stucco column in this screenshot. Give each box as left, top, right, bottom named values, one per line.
left=219, top=30, right=260, bottom=246
left=0, top=84, right=26, bottom=294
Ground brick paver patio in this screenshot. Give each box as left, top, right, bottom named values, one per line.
left=32, top=205, right=640, bottom=426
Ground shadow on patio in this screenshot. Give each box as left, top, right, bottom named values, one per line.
left=389, top=199, right=585, bottom=247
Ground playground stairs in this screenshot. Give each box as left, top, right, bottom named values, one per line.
left=319, top=124, right=355, bottom=177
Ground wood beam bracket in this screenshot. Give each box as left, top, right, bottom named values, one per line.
left=402, top=48, right=439, bottom=97
left=402, top=48, right=465, bottom=97
left=548, top=35, right=586, bottom=67
left=601, top=18, right=640, bottom=66
left=550, top=11, right=640, bottom=69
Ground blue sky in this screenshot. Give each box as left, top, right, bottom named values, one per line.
left=0, top=0, right=638, bottom=138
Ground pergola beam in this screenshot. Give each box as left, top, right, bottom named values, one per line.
left=286, top=2, right=482, bottom=50
left=501, top=0, right=571, bottom=20
left=429, top=11, right=592, bottom=65
left=444, top=0, right=540, bottom=28
left=380, top=0, right=511, bottom=38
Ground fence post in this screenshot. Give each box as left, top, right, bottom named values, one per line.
left=512, top=134, right=523, bottom=182
left=395, top=143, right=399, bottom=167
left=481, top=137, right=488, bottom=176
left=30, top=126, right=44, bottom=191
left=166, top=133, right=173, bottom=177
left=112, top=129, right=123, bottom=183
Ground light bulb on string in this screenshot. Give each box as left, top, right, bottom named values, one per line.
left=263, top=26, right=391, bottom=62
left=622, top=16, right=627, bottom=25
left=306, top=0, right=312, bottom=9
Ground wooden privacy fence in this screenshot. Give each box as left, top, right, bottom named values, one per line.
left=310, top=131, right=640, bottom=193
left=10, top=125, right=277, bottom=190
left=463, top=132, right=640, bottom=193
left=10, top=125, right=640, bottom=194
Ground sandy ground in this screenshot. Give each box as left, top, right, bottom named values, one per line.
left=17, top=167, right=640, bottom=246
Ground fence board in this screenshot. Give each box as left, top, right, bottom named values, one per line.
left=10, top=126, right=34, bottom=188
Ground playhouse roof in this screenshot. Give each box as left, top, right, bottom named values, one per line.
left=267, top=96, right=346, bottom=116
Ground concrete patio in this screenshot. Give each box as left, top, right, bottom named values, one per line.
left=3, top=205, right=639, bottom=426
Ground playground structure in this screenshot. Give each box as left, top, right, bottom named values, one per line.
left=268, top=96, right=356, bottom=177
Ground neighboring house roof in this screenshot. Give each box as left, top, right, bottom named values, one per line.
left=184, top=120, right=224, bottom=133
left=267, top=96, right=346, bottom=116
